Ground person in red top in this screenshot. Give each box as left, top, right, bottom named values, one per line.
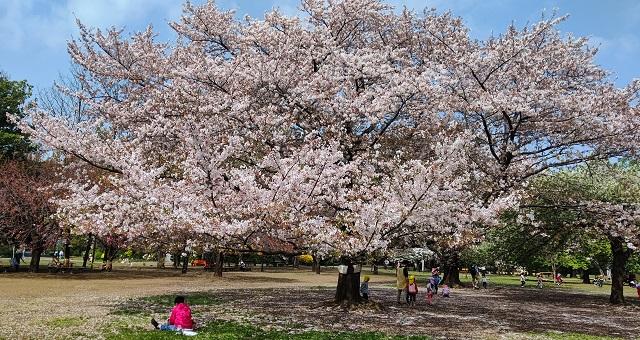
left=151, top=296, right=195, bottom=331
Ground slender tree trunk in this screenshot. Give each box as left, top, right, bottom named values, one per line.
left=215, top=251, right=224, bottom=277
left=182, top=251, right=189, bottom=274
left=29, top=247, right=43, bottom=272
left=443, top=251, right=462, bottom=287
left=312, top=254, right=321, bottom=274
left=90, top=237, right=97, bottom=269
left=372, top=264, right=378, bottom=275
left=293, top=256, right=299, bottom=269
left=173, top=252, right=180, bottom=268
left=335, top=261, right=361, bottom=305
left=609, top=237, right=631, bottom=304
left=82, top=234, right=93, bottom=268
left=582, top=269, right=590, bottom=284
left=64, top=238, right=71, bottom=268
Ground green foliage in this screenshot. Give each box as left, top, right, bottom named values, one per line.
left=0, top=73, right=33, bottom=160
left=485, top=161, right=639, bottom=272
left=0, top=72, right=32, bottom=131
left=106, top=320, right=430, bottom=340
left=626, top=252, right=640, bottom=274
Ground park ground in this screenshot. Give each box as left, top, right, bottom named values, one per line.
left=0, top=265, right=639, bottom=339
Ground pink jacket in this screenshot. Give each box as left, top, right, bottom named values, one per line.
left=168, top=303, right=194, bottom=329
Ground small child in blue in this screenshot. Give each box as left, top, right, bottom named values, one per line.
left=360, top=276, right=370, bottom=300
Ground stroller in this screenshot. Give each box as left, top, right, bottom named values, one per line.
left=593, top=276, right=604, bottom=287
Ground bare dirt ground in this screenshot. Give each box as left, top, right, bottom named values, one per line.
left=0, top=268, right=639, bottom=339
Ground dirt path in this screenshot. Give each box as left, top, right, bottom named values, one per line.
left=1, top=269, right=638, bottom=339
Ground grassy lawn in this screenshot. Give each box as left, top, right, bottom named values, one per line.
left=106, top=320, right=430, bottom=340
left=368, top=268, right=638, bottom=296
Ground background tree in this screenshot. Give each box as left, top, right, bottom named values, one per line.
left=0, top=72, right=33, bottom=160
left=519, top=161, right=640, bottom=304
left=0, top=160, right=60, bottom=271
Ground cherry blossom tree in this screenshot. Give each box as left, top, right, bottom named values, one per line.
left=0, top=160, right=60, bottom=271
left=17, top=0, right=638, bottom=304
left=519, top=161, right=640, bottom=304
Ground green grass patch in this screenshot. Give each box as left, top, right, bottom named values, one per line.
left=106, top=319, right=430, bottom=340
left=111, top=292, right=221, bottom=316
left=47, top=316, right=86, bottom=328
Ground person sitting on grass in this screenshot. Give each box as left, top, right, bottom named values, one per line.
left=442, top=284, right=450, bottom=297
left=360, top=275, right=370, bottom=301
left=151, top=296, right=194, bottom=331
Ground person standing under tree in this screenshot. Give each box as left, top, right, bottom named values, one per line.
left=396, top=262, right=407, bottom=304
left=520, top=272, right=527, bottom=287
left=407, top=276, right=418, bottom=306
left=481, top=272, right=488, bottom=289
left=360, top=276, right=370, bottom=301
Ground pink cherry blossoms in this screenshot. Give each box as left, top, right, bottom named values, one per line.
left=18, top=0, right=638, bottom=258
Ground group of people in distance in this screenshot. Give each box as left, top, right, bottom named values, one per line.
left=395, top=262, right=450, bottom=306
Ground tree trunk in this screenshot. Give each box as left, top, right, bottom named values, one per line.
left=582, top=269, right=590, bottom=284
left=335, top=262, right=361, bottom=305
left=29, top=247, right=42, bottom=272
left=372, top=264, right=378, bottom=275
left=64, top=238, right=71, bottom=268
left=442, top=251, right=462, bottom=287
left=215, top=251, right=224, bottom=277
left=156, top=249, right=165, bottom=268
left=293, top=256, right=299, bottom=269
left=82, top=234, right=93, bottom=268
left=312, top=254, right=321, bottom=274
left=90, top=237, right=97, bottom=269
left=182, top=252, right=189, bottom=274
left=609, top=237, right=631, bottom=304
left=173, top=252, right=180, bottom=268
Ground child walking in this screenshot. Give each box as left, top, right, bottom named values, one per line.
left=481, top=273, right=488, bottom=289
left=520, top=272, right=526, bottom=287
left=407, top=276, right=418, bottom=306
left=151, top=296, right=195, bottom=331
left=426, top=280, right=434, bottom=304
left=360, top=275, right=370, bottom=301
left=536, top=273, right=544, bottom=289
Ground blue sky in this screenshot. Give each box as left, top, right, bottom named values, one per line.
left=1, top=0, right=638, bottom=92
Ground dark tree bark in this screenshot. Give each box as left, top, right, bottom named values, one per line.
left=156, top=249, right=165, bottom=268
left=372, top=264, right=379, bottom=275
left=172, top=252, right=180, bottom=268
left=582, top=269, right=590, bottom=284
left=215, top=251, right=224, bottom=277
left=63, top=237, right=71, bottom=268
left=335, top=262, right=361, bottom=305
left=182, top=252, right=189, bottom=274
left=442, top=251, right=462, bottom=287
left=293, top=256, right=299, bottom=269
left=609, top=237, right=631, bottom=304
left=29, top=247, right=43, bottom=272
left=312, top=254, right=321, bottom=274
left=82, top=234, right=93, bottom=268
